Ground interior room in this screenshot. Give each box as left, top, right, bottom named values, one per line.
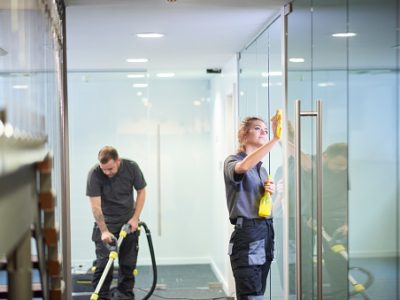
left=0, top=0, right=399, bottom=299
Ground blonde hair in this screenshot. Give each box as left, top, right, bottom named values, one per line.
left=237, top=116, right=265, bottom=153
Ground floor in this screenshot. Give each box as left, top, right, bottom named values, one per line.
left=72, top=264, right=230, bottom=300
left=349, top=257, right=398, bottom=300
left=0, top=258, right=398, bottom=299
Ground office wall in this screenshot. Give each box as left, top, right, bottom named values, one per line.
left=208, top=55, right=238, bottom=296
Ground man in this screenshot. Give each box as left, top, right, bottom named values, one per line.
left=87, top=146, right=147, bottom=300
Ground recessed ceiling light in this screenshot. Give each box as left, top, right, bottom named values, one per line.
left=332, top=32, right=357, bottom=37
left=13, top=85, right=29, bottom=89
left=133, top=83, right=148, bottom=88
left=126, top=58, right=148, bottom=63
left=127, top=74, right=146, bottom=78
left=261, top=71, right=282, bottom=77
left=318, top=82, right=335, bottom=87
left=136, top=33, right=164, bottom=38
left=289, top=57, right=305, bottom=63
left=156, top=73, right=175, bottom=78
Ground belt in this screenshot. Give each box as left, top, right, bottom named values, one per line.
left=232, top=216, right=273, bottom=226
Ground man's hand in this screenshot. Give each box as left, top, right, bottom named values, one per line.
left=128, top=218, right=140, bottom=232
left=101, top=231, right=114, bottom=244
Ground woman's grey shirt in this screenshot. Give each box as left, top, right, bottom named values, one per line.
left=224, top=152, right=268, bottom=223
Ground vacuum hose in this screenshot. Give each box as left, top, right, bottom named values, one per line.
left=138, top=221, right=157, bottom=300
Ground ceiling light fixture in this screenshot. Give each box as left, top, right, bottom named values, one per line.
left=318, top=82, right=335, bottom=87
left=136, top=33, right=164, bottom=38
left=126, top=58, right=148, bottom=63
left=156, top=73, right=175, bottom=78
left=13, top=85, right=29, bottom=89
left=127, top=74, right=146, bottom=78
left=289, top=57, right=305, bottom=63
left=332, top=32, right=357, bottom=37
left=261, top=71, right=282, bottom=77
left=133, top=83, right=148, bottom=88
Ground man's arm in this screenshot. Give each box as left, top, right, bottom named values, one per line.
left=128, top=188, right=146, bottom=232
left=89, top=196, right=113, bottom=243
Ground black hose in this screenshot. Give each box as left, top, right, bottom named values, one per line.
left=348, top=266, right=374, bottom=299
left=138, top=221, right=157, bottom=300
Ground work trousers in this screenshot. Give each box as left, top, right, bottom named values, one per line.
left=92, top=223, right=139, bottom=300
left=228, top=217, right=274, bottom=300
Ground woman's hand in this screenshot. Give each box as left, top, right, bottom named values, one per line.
left=270, top=109, right=282, bottom=140
left=264, top=178, right=275, bottom=194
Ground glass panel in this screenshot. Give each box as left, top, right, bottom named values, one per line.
left=288, top=0, right=400, bottom=299
left=348, top=0, right=399, bottom=299
left=313, top=1, right=349, bottom=299
left=238, top=15, right=284, bottom=300
left=287, top=0, right=314, bottom=298
left=68, top=72, right=213, bottom=278
left=268, top=17, right=285, bottom=300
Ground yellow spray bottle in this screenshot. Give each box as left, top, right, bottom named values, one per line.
left=258, top=175, right=273, bottom=218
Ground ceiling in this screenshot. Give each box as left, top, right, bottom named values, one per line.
left=65, top=0, right=286, bottom=77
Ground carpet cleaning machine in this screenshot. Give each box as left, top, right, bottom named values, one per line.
left=90, top=221, right=157, bottom=300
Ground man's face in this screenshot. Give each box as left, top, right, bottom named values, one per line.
left=326, top=155, right=347, bottom=172
left=99, top=159, right=120, bottom=177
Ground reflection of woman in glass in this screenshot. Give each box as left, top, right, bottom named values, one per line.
left=223, top=116, right=280, bottom=300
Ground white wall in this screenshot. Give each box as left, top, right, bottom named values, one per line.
left=208, top=55, right=238, bottom=297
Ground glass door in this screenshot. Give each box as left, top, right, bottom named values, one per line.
left=237, top=9, right=285, bottom=300
left=287, top=0, right=400, bottom=299
left=287, top=0, right=349, bottom=299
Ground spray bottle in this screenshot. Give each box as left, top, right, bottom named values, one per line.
left=258, top=175, right=273, bottom=218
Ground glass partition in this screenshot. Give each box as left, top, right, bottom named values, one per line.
left=238, top=13, right=284, bottom=300
left=287, top=0, right=400, bottom=299
left=348, top=1, right=399, bottom=299
left=68, top=72, right=215, bottom=285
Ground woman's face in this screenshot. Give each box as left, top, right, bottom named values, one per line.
left=245, top=120, right=268, bottom=147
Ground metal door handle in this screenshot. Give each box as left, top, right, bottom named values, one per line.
left=294, top=100, right=323, bottom=300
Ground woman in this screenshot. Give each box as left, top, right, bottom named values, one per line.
left=223, top=115, right=280, bottom=300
